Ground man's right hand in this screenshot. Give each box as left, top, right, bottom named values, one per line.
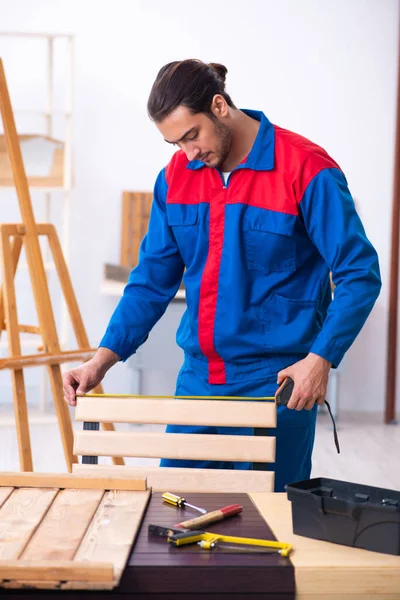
left=63, top=348, right=120, bottom=407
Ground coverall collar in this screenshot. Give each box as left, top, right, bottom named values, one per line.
left=186, top=109, right=275, bottom=172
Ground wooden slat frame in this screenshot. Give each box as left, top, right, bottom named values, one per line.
left=75, top=396, right=277, bottom=428
left=74, top=395, right=277, bottom=491
left=0, top=477, right=151, bottom=590
left=73, top=464, right=275, bottom=493
left=74, top=431, right=276, bottom=463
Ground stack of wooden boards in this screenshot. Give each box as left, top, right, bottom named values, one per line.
left=0, top=472, right=149, bottom=591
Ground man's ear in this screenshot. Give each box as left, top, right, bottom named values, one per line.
left=210, top=94, right=229, bottom=119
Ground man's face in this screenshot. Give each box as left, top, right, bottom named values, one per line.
left=156, top=105, right=233, bottom=169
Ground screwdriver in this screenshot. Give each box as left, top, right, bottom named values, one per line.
left=162, top=492, right=207, bottom=514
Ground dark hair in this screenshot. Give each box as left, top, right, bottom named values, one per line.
left=147, top=59, right=236, bottom=122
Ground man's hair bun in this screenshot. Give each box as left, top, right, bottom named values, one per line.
left=209, top=63, right=228, bottom=85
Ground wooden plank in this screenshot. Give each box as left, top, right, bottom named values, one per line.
left=0, top=488, right=58, bottom=559
left=0, top=229, right=23, bottom=334
left=74, top=431, right=276, bottom=463
left=296, top=567, right=400, bottom=596
left=17, top=324, right=41, bottom=334
left=0, top=227, right=33, bottom=471
left=9, top=380, right=30, bottom=471
left=0, top=488, right=13, bottom=509
left=0, top=348, right=97, bottom=370
left=120, top=191, right=133, bottom=267
left=73, top=464, right=275, bottom=493
left=0, top=579, right=64, bottom=590
left=0, top=472, right=146, bottom=491
left=119, top=191, right=153, bottom=269
left=132, top=192, right=144, bottom=268
left=250, top=493, right=400, bottom=596
left=75, top=396, right=277, bottom=427
left=1, top=579, right=115, bottom=591
left=21, top=489, right=104, bottom=561
left=0, top=560, right=113, bottom=582
left=73, top=490, right=150, bottom=584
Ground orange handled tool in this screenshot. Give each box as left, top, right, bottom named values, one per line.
left=174, top=504, right=242, bottom=529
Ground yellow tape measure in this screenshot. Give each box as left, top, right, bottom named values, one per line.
left=76, top=393, right=276, bottom=402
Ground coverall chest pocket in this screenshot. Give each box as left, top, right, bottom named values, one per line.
left=167, top=203, right=199, bottom=266
left=243, top=215, right=296, bottom=273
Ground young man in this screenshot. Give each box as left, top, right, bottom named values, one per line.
left=63, top=60, right=381, bottom=491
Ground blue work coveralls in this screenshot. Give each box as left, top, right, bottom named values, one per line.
left=100, top=110, right=381, bottom=490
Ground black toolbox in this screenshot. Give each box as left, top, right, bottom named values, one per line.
left=285, top=477, right=400, bottom=555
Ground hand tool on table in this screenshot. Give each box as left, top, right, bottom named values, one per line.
left=148, top=524, right=187, bottom=538
left=148, top=524, right=292, bottom=556
left=168, top=529, right=292, bottom=556
left=275, top=376, right=340, bottom=454
left=162, top=492, right=207, bottom=514
left=174, top=504, right=242, bottom=529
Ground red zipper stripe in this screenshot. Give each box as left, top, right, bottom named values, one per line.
left=198, top=185, right=227, bottom=384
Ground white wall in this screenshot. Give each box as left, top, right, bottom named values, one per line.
left=0, top=0, right=398, bottom=412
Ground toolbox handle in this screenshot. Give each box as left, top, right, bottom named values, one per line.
left=320, top=497, right=362, bottom=520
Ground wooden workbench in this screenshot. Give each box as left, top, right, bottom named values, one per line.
left=252, top=492, right=400, bottom=599
left=1, top=489, right=399, bottom=598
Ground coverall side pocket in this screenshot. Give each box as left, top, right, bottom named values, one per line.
left=262, top=292, right=320, bottom=352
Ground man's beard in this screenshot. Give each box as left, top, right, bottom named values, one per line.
left=209, top=119, right=233, bottom=169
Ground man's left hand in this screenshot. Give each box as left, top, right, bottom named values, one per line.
left=276, top=353, right=331, bottom=411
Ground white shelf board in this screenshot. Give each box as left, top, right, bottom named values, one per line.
left=0, top=186, right=71, bottom=192
left=14, top=110, right=72, bottom=117
left=0, top=32, right=73, bottom=39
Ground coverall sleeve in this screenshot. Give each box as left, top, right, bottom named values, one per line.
left=299, top=167, right=381, bottom=367
left=98, top=168, right=185, bottom=361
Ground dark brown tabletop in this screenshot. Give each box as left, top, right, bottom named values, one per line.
left=1, top=492, right=295, bottom=599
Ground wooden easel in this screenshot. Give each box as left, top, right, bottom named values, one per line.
left=0, top=59, right=123, bottom=472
